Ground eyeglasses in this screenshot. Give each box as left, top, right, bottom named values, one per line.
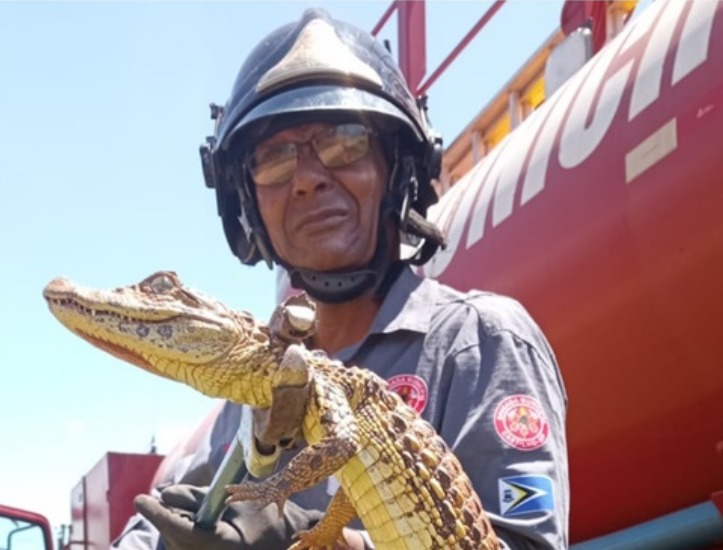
left=248, top=123, right=374, bottom=186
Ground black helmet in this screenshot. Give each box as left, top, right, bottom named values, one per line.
left=200, top=8, right=445, bottom=302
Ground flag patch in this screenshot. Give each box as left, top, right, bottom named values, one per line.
left=498, top=475, right=554, bottom=516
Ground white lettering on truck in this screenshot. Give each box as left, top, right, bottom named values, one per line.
left=423, top=0, right=717, bottom=279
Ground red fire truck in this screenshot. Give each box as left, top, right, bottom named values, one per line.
left=7, top=1, right=721, bottom=548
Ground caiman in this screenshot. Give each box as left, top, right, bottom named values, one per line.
left=43, top=270, right=499, bottom=550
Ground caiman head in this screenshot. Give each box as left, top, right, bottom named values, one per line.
left=42, top=270, right=281, bottom=407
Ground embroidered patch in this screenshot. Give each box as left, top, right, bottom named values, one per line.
left=493, top=394, right=550, bottom=451
left=387, top=374, right=428, bottom=414
left=498, top=475, right=555, bottom=516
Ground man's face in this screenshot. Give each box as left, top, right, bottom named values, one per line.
left=250, top=122, right=389, bottom=272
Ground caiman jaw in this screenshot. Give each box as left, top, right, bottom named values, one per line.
left=46, top=294, right=188, bottom=378
left=43, top=272, right=236, bottom=380
left=43, top=293, right=174, bottom=377
left=42, top=271, right=278, bottom=406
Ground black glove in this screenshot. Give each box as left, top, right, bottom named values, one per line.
left=135, top=484, right=323, bottom=550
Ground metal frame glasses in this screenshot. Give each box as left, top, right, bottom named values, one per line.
left=248, top=123, right=374, bottom=186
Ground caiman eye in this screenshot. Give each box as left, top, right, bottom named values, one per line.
left=149, top=273, right=175, bottom=293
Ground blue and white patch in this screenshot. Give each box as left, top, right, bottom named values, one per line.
left=498, top=475, right=554, bottom=516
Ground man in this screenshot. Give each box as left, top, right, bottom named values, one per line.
left=122, top=8, right=568, bottom=549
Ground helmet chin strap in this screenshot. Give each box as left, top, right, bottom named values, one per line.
left=285, top=189, right=407, bottom=304
left=286, top=213, right=397, bottom=304
left=288, top=268, right=378, bottom=304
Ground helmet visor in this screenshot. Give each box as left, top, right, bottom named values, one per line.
left=221, top=85, right=423, bottom=155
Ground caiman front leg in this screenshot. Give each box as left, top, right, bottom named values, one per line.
left=225, top=432, right=358, bottom=531
left=225, top=424, right=358, bottom=508
left=226, top=376, right=361, bottom=534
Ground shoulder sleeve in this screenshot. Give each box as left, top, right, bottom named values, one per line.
left=428, top=292, right=569, bottom=549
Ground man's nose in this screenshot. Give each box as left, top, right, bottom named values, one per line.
left=290, top=146, right=331, bottom=196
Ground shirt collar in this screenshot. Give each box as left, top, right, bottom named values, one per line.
left=370, top=266, right=437, bottom=335
left=334, top=267, right=437, bottom=362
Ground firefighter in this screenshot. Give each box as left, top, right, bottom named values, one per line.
left=120, top=8, right=569, bottom=549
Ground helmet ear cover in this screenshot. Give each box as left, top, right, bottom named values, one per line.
left=225, top=159, right=275, bottom=267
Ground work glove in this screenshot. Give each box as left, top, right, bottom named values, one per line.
left=135, top=484, right=323, bottom=550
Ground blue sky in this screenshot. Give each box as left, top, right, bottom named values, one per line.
left=0, top=0, right=569, bottom=534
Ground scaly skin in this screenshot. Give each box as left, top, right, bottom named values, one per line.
left=43, top=271, right=499, bottom=550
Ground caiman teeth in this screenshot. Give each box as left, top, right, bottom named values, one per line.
left=48, top=296, right=158, bottom=323
left=48, top=297, right=103, bottom=318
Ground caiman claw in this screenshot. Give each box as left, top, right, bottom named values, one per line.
left=225, top=479, right=290, bottom=519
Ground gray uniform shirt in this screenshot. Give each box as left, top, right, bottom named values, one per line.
left=283, top=268, right=569, bottom=548
left=116, top=267, right=569, bottom=549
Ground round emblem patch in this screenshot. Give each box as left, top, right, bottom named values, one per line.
left=493, top=395, right=550, bottom=451
left=387, top=374, right=428, bottom=414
